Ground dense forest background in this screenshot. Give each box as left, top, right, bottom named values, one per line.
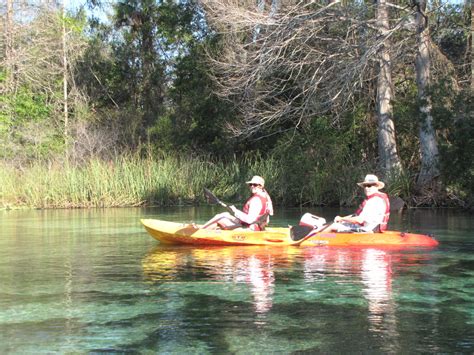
left=1, top=0, right=473, bottom=209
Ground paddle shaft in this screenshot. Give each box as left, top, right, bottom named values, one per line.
left=203, top=188, right=234, bottom=214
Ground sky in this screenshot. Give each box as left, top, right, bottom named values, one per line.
left=66, top=0, right=111, bottom=22
left=65, top=0, right=467, bottom=21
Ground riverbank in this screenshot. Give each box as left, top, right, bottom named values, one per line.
left=1, top=154, right=471, bottom=209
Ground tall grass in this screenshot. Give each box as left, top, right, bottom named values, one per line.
left=0, top=154, right=284, bottom=209
left=0, top=153, right=401, bottom=209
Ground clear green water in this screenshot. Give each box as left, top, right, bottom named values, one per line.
left=1, top=207, right=473, bottom=353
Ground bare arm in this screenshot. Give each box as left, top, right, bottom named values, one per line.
left=334, top=214, right=365, bottom=225
left=231, top=199, right=263, bottom=225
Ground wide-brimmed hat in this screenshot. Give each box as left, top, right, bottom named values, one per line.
left=357, top=174, right=385, bottom=189
left=246, top=175, right=265, bottom=187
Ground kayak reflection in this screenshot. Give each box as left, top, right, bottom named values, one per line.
left=142, top=246, right=299, bottom=313
left=142, top=245, right=435, bottom=319
left=302, top=246, right=434, bottom=342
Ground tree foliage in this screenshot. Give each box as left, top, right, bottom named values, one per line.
left=1, top=2, right=87, bottom=162
left=0, top=0, right=472, bottom=207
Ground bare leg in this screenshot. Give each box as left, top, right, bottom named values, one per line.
left=322, top=222, right=354, bottom=233
left=201, top=212, right=230, bottom=229
left=201, top=212, right=241, bottom=230
left=321, top=223, right=337, bottom=232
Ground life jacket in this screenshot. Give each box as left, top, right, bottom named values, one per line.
left=242, top=193, right=270, bottom=231
left=356, top=192, right=390, bottom=232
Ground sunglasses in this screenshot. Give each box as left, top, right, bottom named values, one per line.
left=249, top=183, right=261, bottom=187
left=364, top=183, right=377, bottom=188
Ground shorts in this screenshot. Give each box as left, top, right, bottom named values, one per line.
left=334, top=222, right=367, bottom=233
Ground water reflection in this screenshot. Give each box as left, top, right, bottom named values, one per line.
left=359, top=248, right=399, bottom=348
left=360, top=250, right=392, bottom=319
left=142, top=246, right=301, bottom=314
left=142, top=244, right=435, bottom=327
left=3, top=206, right=473, bottom=353
left=302, top=245, right=439, bottom=352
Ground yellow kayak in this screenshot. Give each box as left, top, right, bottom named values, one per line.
left=140, top=219, right=439, bottom=247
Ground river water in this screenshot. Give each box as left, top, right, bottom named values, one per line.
left=1, top=207, right=473, bottom=353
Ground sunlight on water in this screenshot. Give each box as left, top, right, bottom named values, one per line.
left=0, top=207, right=473, bottom=353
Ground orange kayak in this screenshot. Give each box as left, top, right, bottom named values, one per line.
left=141, top=219, right=439, bottom=247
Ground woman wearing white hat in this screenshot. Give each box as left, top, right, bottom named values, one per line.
left=326, top=174, right=391, bottom=232
left=201, top=175, right=274, bottom=230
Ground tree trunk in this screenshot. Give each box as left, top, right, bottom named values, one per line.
left=414, top=0, right=439, bottom=187
left=376, top=0, right=403, bottom=179
left=4, top=0, right=14, bottom=93
left=62, top=0, right=69, bottom=142
left=471, top=0, right=473, bottom=91
left=141, top=26, right=157, bottom=130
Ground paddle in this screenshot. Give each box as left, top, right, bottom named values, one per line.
left=203, top=188, right=234, bottom=214
left=289, top=223, right=332, bottom=245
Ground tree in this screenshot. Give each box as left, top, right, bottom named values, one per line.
left=0, top=2, right=86, bottom=162
left=62, top=0, right=69, bottom=142
left=113, top=0, right=166, bottom=138
left=202, top=1, right=405, bottom=171
left=471, top=0, right=473, bottom=91
left=202, top=1, right=375, bottom=134
left=375, top=0, right=403, bottom=178
left=414, top=0, right=440, bottom=187
left=3, top=0, right=13, bottom=93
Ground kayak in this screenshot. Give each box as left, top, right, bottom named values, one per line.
left=140, top=219, right=439, bottom=247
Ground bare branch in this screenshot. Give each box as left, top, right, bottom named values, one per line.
left=200, top=0, right=430, bottom=138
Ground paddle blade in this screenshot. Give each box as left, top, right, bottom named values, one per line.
left=290, top=225, right=314, bottom=241
left=290, top=223, right=331, bottom=244
left=203, top=188, right=234, bottom=214
left=204, top=188, right=220, bottom=205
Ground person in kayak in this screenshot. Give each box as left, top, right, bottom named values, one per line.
left=201, top=175, right=274, bottom=230
left=326, top=174, right=390, bottom=232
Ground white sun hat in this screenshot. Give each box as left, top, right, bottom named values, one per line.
left=357, top=174, right=385, bottom=189
left=246, top=175, right=265, bottom=187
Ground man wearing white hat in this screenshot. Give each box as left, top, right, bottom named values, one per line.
left=327, top=174, right=391, bottom=232
left=201, top=175, right=274, bottom=230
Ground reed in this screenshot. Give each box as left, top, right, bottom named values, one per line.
left=0, top=154, right=283, bottom=208
left=0, top=153, right=377, bottom=209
